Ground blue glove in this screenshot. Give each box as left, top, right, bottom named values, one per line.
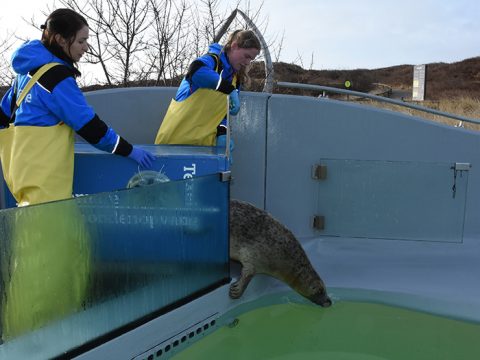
left=229, top=89, right=240, bottom=116
left=216, top=134, right=234, bottom=165
left=128, top=146, right=156, bottom=169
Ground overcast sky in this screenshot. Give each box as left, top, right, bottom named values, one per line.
left=2, top=0, right=479, bottom=71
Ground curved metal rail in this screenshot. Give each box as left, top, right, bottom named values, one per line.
left=276, top=81, right=480, bottom=125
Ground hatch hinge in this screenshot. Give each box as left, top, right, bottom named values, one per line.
left=312, top=164, right=327, bottom=180
left=220, top=171, right=231, bottom=182
left=312, top=215, right=325, bottom=230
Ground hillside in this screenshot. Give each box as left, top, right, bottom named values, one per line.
left=248, top=56, right=480, bottom=100
left=1, top=56, right=479, bottom=101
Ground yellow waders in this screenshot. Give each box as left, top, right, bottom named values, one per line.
left=7, top=124, right=75, bottom=206
left=0, top=63, right=91, bottom=339
left=155, top=89, right=228, bottom=146
left=155, top=53, right=238, bottom=146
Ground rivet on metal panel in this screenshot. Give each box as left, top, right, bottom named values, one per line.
left=312, top=215, right=325, bottom=230
left=312, top=165, right=327, bottom=180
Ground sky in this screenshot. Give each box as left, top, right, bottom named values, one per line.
left=1, top=0, right=479, bottom=72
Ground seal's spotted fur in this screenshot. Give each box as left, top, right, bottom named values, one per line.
left=230, top=199, right=332, bottom=307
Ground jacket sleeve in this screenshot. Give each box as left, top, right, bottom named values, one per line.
left=0, top=87, right=14, bottom=128
left=46, top=77, right=133, bottom=156
left=189, top=55, right=236, bottom=95
left=76, top=114, right=133, bottom=156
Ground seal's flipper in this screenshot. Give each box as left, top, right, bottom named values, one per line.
left=229, top=262, right=255, bottom=299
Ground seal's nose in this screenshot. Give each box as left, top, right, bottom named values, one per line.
left=311, top=292, right=332, bottom=307
left=321, top=297, right=332, bottom=307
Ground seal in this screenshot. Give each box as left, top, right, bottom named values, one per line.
left=230, top=199, right=332, bottom=307
left=125, top=172, right=331, bottom=306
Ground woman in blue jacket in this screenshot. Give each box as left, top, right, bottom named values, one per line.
left=0, top=8, right=155, bottom=207
left=0, top=8, right=155, bottom=340
left=155, top=29, right=261, bottom=149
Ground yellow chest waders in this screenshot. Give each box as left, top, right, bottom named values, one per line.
left=0, top=63, right=90, bottom=340
left=0, top=63, right=74, bottom=206
left=155, top=54, right=237, bottom=146
left=155, top=89, right=229, bottom=146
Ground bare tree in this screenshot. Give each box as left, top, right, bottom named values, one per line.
left=0, top=32, right=16, bottom=87
left=272, top=30, right=285, bottom=63
left=21, top=0, right=275, bottom=88
left=198, top=0, right=225, bottom=43
left=309, top=52, right=315, bottom=70
left=143, top=0, right=189, bottom=85
left=144, top=0, right=269, bottom=86
left=3, top=0, right=280, bottom=92
left=61, top=0, right=152, bottom=86
left=293, top=50, right=305, bottom=69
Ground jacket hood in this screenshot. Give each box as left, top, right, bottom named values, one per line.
left=208, top=43, right=223, bottom=55
left=208, top=42, right=233, bottom=74
left=11, top=40, right=68, bottom=75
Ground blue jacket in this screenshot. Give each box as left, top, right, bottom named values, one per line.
left=175, top=43, right=239, bottom=129
left=0, top=40, right=131, bottom=155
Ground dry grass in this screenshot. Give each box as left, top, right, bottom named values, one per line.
left=357, top=97, right=480, bottom=131
left=249, top=57, right=480, bottom=131
left=250, top=57, right=480, bottom=98
left=436, top=97, right=480, bottom=130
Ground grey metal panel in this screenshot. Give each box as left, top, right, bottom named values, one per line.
left=85, top=87, right=177, bottom=144
left=230, top=92, right=269, bottom=209
left=265, top=95, right=480, bottom=239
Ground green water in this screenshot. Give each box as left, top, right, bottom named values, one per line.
left=172, top=298, right=480, bottom=360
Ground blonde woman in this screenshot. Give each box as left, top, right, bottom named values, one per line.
left=155, top=30, right=261, bottom=152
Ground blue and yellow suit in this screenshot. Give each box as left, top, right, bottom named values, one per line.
left=0, top=40, right=135, bottom=205
left=0, top=40, right=133, bottom=339
left=155, top=43, right=238, bottom=146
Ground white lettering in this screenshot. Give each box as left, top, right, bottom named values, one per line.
left=183, top=163, right=196, bottom=179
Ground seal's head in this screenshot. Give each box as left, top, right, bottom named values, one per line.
left=297, top=276, right=332, bottom=307
left=309, top=290, right=332, bottom=307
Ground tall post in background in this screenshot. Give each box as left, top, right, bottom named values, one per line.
left=412, top=64, right=427, bottom=101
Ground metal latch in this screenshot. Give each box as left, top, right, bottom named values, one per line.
left=451, top=163, right=471, bottom=198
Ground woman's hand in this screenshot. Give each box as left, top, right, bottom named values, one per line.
left=128, top=146, right=156, bottom=169
left=229, top=90, right=240, bottom=115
